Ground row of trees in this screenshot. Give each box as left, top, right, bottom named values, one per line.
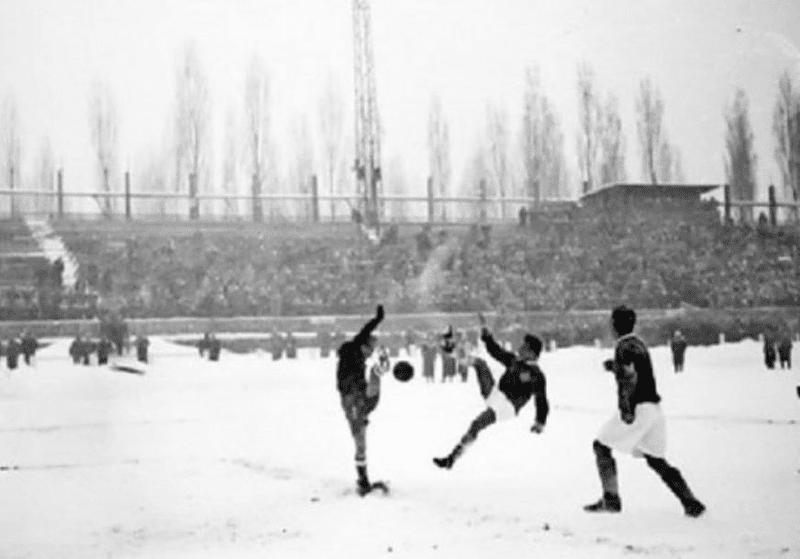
left=1, top=52, right=799, bottom=218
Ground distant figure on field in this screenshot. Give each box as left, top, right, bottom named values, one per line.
left=670, top=330, right=688, bottom=373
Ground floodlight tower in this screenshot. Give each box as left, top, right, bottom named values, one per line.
left=352, top=0, right=382, bottom=229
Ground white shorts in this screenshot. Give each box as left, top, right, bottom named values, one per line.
left=486, top=386, right=517, bottom=421
left=597, top=402, right=667, bottom=458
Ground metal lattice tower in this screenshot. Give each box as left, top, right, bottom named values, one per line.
left=352, top=0, right=382, bottom=228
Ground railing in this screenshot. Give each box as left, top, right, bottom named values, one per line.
left=1, top=178, right=798, bottom=226
left=0, top=172, right=572, bottom=224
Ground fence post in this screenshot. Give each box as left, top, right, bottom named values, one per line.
left=723, top=184, right=731, bottom=224
left=427, top=176, right=434, bottom=223
left=57, top=169, right=64, bottom=218
left=768, top=184, right=777, bottom=226
left=124, top=171, right=131, bottom=220
left=310, top=174, right=320, bottom=223
left=479, top=179, right=488, bottom=222
left=189, top=173, right=199, bottom=220
left=251, top=173, right=263, bottom=223
left=9, top=166, right=15, bottom=216
left=103, top=167, right=111, bottom=217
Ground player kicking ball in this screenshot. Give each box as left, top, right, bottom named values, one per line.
left=433, top=313, right=549, bottom=469
left=336, top=305, right=391, bottom=496
left=584, top=305, right=706, bottom=517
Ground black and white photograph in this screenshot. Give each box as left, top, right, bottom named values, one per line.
left=0, top=0, right=799, bottom=557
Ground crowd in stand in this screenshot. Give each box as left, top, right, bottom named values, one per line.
left=1, top=201, right=798, bottom=321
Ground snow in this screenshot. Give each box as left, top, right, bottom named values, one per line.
left=1, top=337, right=798, bottom=558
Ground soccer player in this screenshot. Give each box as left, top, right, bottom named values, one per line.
left=433, top=313, right=549, bottom=469
left=584, top=305, right=706, bottom=517
left=336, top=305, right=389, bottom=495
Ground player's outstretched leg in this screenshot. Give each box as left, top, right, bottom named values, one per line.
left=472, top=357, right=495, bottom=399
left=644, top=455, right=706, bottom=517
left=433, top=408, right=496, bottom=469
left=584, top=440, right=622, bottom=513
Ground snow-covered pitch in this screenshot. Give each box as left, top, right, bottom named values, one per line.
left=1, top=337, right=798, bottom=559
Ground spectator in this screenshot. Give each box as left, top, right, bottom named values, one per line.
left=777, top=332, right=793, bottom=370
left=6, top=336, right=20, bottom=370
left=135, top=334, right=150, bottom=364
left=208, top=334, right=221, bottom=362
left=763, top=331, right=777, bottom=370
left=69, top=335, right=84, bottom=364
left=318, top=329, right=332, bottom=358
left=97, top=337, right=113, bottom=365
left=271, top=330, right=285, bottom=361
left=285, top=332, right=298, bottom=359
left=421, top=335, right=437, bottom=383
left=20, top=330, right=38, bottom=366
left=198, top=332, right=211, bottom=357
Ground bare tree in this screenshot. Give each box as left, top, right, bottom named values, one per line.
left=88, top=80, right=118, bottom=215
left=773, top=71, right=800, bottom=210
left=318, top=74, right=345, bottom=221
left=1, top=93, right=22, bottom=215
left=672, top=148, right=685, bottom=183
left=174, top=44, right=211, bottom=216
left=245, top=55, right=272, bottom=220
left=636, top=77, right=670, bottom=184
left=520, top=68, right=569, bottom=204
left=576, top=62, right=602, bottom=193
left=221, top=108, right=239, bottom=217
left=460, top=137, right=489, bottom=221
left=34, top=137, right=55, bottom=214
left=599, top=93, right=627, bottom=186
left=427, top=95, right=451, bottom=220
left=289, top=114, right=315, bottom=218
left=486, top=103, right=510, bottom=218
left=725, top=89, right=757, bottom=219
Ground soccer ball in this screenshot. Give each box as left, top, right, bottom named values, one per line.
left=392, top=360, right=414, bottom=382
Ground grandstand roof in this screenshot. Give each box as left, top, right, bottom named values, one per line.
left=581, top=183, right=721, bottom=204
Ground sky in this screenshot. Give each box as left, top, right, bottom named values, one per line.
left=0, top=0, right=799, bottom=204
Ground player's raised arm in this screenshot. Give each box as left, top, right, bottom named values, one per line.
left=353, top=305, right=385, bottom=345
left=479, top=315, right=514, bottom=366
left=530, top=374, right=549, bottom=433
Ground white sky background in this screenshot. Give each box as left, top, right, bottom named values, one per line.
left=1, top=0, right=799, bottom=201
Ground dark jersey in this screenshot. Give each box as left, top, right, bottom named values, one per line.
left=336, top=314, right=383, bottom=395
left=670, top=337, right=687, bottom=359
left=482, top=330, right=549, bottom=425
left=612, top=334, right=661, bottom=417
